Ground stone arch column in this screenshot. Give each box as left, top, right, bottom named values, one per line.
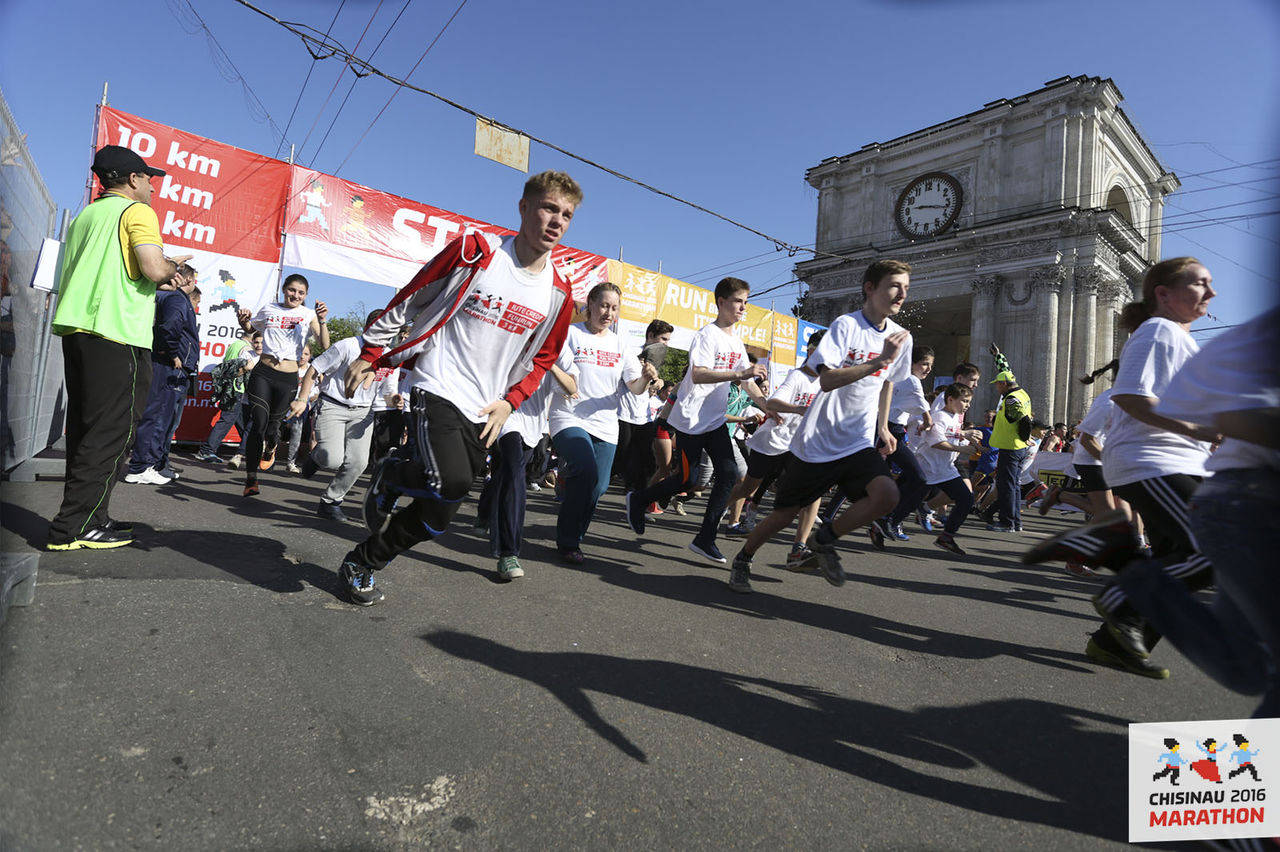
left=968, top=274, right=1002, bottom=408
left=1029, top=264, right=1067, bottom=422
left=1071, top=269, right=1101, bottom=419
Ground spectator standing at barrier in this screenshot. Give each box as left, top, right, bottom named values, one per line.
left=236, top=274, right=328, bottom=497
left=292, top=311, right=387, bottom=523
left=340, top=171, right=580, bottom=606
left=46, top=145, right=192, bottom=551
left=986, top=344, right=1032, bottom=533
left=729, top=260, right=912, bottom=592
left=126, top=264, right=199, bottom=485
left=195, top=331, right=261, bottom=466
left=624, top=277, right=771, bottom=565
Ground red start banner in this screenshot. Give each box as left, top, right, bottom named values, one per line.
left=283, top=166, right=609, bottom=302
left=96, top=106, right=291, bottom=263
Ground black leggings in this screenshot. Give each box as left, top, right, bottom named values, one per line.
left=244, top=362, right=298, bottom=478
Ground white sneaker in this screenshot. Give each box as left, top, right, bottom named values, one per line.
left=286, top=462, right=302, bottom=474
left=124, top=468, right=170, bottom=485
left=228, top=454, right=243, bottom=470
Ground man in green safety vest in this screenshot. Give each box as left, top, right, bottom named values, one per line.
left=46, top=145, right=192, bottom=551
left=986, top=352, right=1033, bottom=533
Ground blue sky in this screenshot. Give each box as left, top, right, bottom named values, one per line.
left=3, top=0, right=1277, bottom=335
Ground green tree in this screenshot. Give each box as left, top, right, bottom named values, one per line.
left=660, top=347, right=689, bottom=385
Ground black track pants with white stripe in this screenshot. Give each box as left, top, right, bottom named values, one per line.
left=1095, top=473, right=1213, bottom=615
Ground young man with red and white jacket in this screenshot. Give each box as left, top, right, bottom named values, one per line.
left=336, top=171, right=582, bottom=605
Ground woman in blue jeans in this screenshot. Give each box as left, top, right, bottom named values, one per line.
left=549, top=283, right=659, bottom=564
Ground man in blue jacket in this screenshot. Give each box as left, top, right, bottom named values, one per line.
left=126, top=264, right=199, bottom=484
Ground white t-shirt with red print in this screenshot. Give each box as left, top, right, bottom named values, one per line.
left=746, top=367, right=820, bottom=457
left=549, top=323, right=642, bottom=443
left=313, top=336, right=394, bottom=408
left=916, top=407, right=975, bottom=485
left=413, top=238, right=554, bottom=425
left=252, top=303, right=315, bottom=362
left=790, top=311, right=912, bottom=463
left=668, top=322, right=748, bottom=436
left=1102, top=317, right=1210, bottom=487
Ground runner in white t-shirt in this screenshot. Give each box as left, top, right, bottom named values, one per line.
left=624, top=277, right=770, bottom=566
left=613, top=319, right=672, bottom=494
left=722, top=330, right=827, bottom=570
left=550, top=284, right=656, bottom=564
left=334, top=171, right=581, bottom=604
left=289, top=311, right=391, bottom=523
left=235, top=273, right=329, bottom=497
left=730, top=260, right=913, bottom=593
left=914, top=384, right=984, bottom=556
left=475, top=359, right=576, bottom=579
left=1024, top=257, right=1221, bottom=679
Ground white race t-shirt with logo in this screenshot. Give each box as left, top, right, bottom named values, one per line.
left=1102, top=317, right=1211, bottom=487
left=790, top=311, right=912, bottom=463
left=252, top=303, right=315, bottom=362
left=889, top=375, right=929, bottom=426
left=746, top=367, right=821, bottom=457
left=503, top=369, right=557, bottom=449
left=616, top=350, right=652, bottom=426
left=413, top=236, right=554, bottom=425
left=549, top=323, right=642, bottom=443
left=916, top=407, right=974, bottom=485
left=313, top=336, right=396, bottom=408
left=1070, top=388, right=1113, bottom=470
left=1156, top=307, right=1280, bottom=473
left=667, top=322, right=748, bottom=437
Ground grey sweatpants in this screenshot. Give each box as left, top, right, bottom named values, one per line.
left=313, top=398, right=375, bottom=504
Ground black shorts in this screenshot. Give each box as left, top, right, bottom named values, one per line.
left=1074, top=464, right=1107, bottom=493
left=746, top=449, right=790, bottom=481
left=774, top=447, right=890, bottom=509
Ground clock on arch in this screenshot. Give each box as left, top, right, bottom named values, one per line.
left=894, top=172, right=963, bottom=239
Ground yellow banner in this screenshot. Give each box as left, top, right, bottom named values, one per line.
left=770, top=313, right=798, bottom=366
left=735, top=303, right=773, bottom=352
left=657, top=277, right=720, bottom=331
left=608, top=259, right=668, bottom=323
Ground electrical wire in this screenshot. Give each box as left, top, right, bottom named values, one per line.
left=274, top=0, right=348, bottom=159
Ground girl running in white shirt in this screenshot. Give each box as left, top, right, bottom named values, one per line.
left=549, top=283, right=658, bottom=564
left=236, top=274, right=328, bottom=496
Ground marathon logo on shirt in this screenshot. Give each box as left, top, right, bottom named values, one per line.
left=273, top=315, right=306, bottom=331
left=574, top=346, right=621, bottom=368
left=842, top=347, right=884, bottom=377
left=713, top=352, right=741, bottom=371
left=793, top=390, right=817, bottom=407
left=461, top=290, right=544, bottom=335
left=373, top=366, right=396, bottom=381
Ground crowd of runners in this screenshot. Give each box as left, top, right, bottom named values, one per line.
left=45, top=148, right=1279, bottom=718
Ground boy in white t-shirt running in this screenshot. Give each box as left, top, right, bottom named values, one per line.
left=335, top=171, right=581, bottom=606
left=624, top=277, right=770, bottom=564
left=914, top=384, right=984, bottom=556
left=730, top=260, right=913, bottom=592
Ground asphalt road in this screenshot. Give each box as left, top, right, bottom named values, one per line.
left=0, top=457, right=1252, bottom=850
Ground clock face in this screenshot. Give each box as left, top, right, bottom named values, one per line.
left=895, top=172, right=962, bottom=238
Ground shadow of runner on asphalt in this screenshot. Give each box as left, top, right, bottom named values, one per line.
left=594, top=570, right=1093, bottom=673
left=423, top=629, right=1129, bottom=843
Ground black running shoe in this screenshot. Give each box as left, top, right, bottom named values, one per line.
left=1022, top=510, right=1137, bottom=571
left=688, top=539, right=727, bottom=564
left=871, top=517, right=894, bottom=546
left=46, top=524, right=133, bottom=551
left=339, top=558, right=384, bottom=606
left=1092, top=593, right=1150, bottom=658
left=806, top=525, right=845, bottom=587
left=624, top=491, right=646, bottom=536
left=866, top=522, right=886, bottom=552
left=1085, top=629, right=1168, bottom=679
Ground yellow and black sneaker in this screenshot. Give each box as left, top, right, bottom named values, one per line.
left=1085, top=628, right=1169, bottom=679
left=46, top=525, right=133, bottom=551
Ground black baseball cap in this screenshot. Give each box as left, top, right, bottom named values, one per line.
left=91, top=145, right=165, bottom=180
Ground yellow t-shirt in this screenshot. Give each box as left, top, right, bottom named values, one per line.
left=109, top=189, right=164, bottom=278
